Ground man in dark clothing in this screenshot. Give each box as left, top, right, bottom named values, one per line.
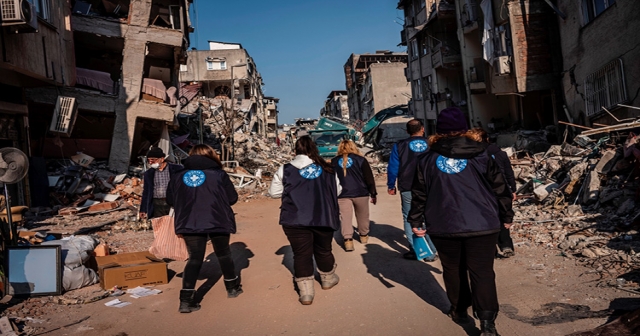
left=408, top=107, right=514, bottom=336
left=140, top=147, right=182, bottom=219
left=387, top=119, right=436, bottom=260
left=481, top=131, right=517, bottom=257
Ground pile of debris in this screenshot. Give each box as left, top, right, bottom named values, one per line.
left=45, top=154, right=141, bottom=218
left=508, top=127, right=640, bottom=290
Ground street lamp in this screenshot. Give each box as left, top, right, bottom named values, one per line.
left=229, top=63, right=247, bottom=161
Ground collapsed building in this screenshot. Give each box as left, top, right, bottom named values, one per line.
left=344, top=51, right=411, bottom=122
left=321, top=90, right=349, bottom=121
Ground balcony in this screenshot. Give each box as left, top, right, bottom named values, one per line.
left=460, top=0, right=479, bottom=34
left=468, top=58, right=487, bottom=94
left=431, top=43, right=462, bottom=69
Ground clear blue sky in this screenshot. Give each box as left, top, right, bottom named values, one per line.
left=190, top=0, right=406, bottom=124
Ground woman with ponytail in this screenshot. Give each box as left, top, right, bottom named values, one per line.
left=269, top=136, right=342, bottom=305
left=331, top=139, right=377, bottom=252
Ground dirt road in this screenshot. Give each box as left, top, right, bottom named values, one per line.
left=40, top=180, right=638, bottom=336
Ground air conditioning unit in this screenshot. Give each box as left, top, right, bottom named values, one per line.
left=495, top=56, right=511, bottom=76
left=1, top=0, right=38, bottom=33
left=50, top=96, right=78, bottom=137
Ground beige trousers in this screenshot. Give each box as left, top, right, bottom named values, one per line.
left=338, top=197, right=370, bottom=239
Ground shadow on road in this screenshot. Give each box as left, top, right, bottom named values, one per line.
left=275, top=245, right=294, bottom=276
left=174, top=242, right=254, bottom=303
left=366, top=222, right=481, bottom=336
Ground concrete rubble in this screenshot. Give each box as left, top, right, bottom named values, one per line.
left=505, top=129, right=640, bottom=292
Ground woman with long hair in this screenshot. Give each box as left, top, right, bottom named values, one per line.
left=331, top=139, right=377, bottom=251
left=407, top=108, right=513, bottom=336
left=269, top=136, right=342, bottom=305
left=166, top=144, right=242, bottom=313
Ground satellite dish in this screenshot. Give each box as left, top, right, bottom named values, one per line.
left=0, top=148, right=29, bottom=184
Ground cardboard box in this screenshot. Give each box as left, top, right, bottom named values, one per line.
left=96, top=251, right=168, bottom=290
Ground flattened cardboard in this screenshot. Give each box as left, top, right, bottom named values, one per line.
left=96, top=251, right=167, bottom=290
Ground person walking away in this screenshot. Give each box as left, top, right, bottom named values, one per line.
left=479, top=130, right=517, bottom=257
left=166, top=144, right=242, bottom=313
left=269, top=136, right=342, bottom=305
left=331, top=139, right=377, bottom=252
left=140, top=147, right=182, bottom=220
left=387, top=119, right=436, bottom=260
left=408, top=107, right=514, bottom=336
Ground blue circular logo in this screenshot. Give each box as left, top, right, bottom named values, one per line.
left=299, top=164, right=323, bottom=179
left=337, top=157, right=353, bottom=169
left=183, top=170, right=206, bottom=187
left=436, top=155, right=468, bottom=174
left=409, top=139, right=428, bottom=153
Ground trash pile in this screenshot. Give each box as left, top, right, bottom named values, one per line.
left=45, top=153, right=141, bottom=218
left=507, top=127, right=640, bottom=290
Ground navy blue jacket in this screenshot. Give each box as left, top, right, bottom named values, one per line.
left=331, top=154, right=377, bottom=199
left=140, top=163, right=182, bottom=218
left=279, top=163, right=340, bottom=230
left=166, top=156, right=238, bottom=234
left=485, top=143, right=517, bottom=193
left=408, top=136, right=514, bottom=237
left=387, top=136, right=429, bottom=192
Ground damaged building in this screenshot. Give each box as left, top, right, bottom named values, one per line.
left=179, top=41, right=268, bottom=139
left=556, top=0, right=640, bottom=125
left=264, top=96, right=279, bottom=141
left=398, top=0, right=563, bottom=134
left=343, top=51, right=411, bottom=122
left=321, top=90, right=349, bottom=120
left=26, top=0, right=194, bottom=173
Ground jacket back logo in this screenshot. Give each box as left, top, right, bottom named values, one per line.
left=409, top=139, right=428, bottom=153
left=436, top=155, right=468, bottom=174
left=337, top=157, right=353, bottom=169
left=183, top=170, right=206, bottom=187
left=299, top=164, right=323, bottom=179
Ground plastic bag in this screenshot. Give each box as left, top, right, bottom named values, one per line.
left=149, top=215, right=188, bottom=261
left=62, top=265, right=99, bottom=291
left=42, top=235, right=98, bottom=267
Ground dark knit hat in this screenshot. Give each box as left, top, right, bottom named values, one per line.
left=147, top=147, right=165, bottom=158
left=436, top=107, right=468, bottom=135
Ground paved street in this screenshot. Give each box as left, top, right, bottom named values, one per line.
left=37, top=178, right=631, bottom=336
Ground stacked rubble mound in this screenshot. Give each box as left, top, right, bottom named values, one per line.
left=508, top=130, right=640, bottom=291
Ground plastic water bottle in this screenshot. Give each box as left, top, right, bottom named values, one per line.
left=413, top=229, right=435, bottom=261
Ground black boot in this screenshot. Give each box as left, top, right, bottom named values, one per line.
left=477, top=311, right=499, bottom=336
left=403, top=249, right=417, bottom=260
left=179, top=289, right=200, bottom=313
left=448, top=306, right=470, bottom=324
left=224, top=277, right=243, bottom=298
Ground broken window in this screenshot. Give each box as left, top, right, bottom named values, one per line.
left=149, top=0, right=184, bottom=30
left=410, top=39, right=419, bottom=60
left=582, top=0, right=615, bottom=25
left=413, top=79, right=423, bottom=100
left=71, top=0, right=130, bottom=20
left=584, top=58, right=627, bottom=117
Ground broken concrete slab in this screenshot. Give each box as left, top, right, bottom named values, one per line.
left=582, top=171, right=601, bottom=204
left=594, top=150, right=616, bottom=173
left=534, top=182, right=559, bottom=201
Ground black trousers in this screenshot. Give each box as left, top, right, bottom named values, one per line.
left=282, top=225, right=335, bottom=278
left=182, top=233, right=236, bottom=290
left=431, top=233, right=500, bottom=314
left=497, top=224, right=514, bottom=250
left=152, top=198, right=171, bottom=218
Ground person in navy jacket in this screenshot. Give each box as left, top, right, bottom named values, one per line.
left=408, top=108, right=514, bottom=336
left=479, top=129, right=518, bottom=258
left=269, top=136, right=342, bottom=305
left=166, top=144, right=242, bottom=313
left=331, top=139, right=376, bottom=252
left=387, top=119, right=436, bottom=260
left=139, top=147, right=182, bottom=219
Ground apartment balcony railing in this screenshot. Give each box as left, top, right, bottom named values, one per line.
left=431, top=43, right=462, bottom=69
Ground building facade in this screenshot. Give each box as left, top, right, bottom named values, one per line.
left=179, top=41, right=266, bottom=137
left=322, top=90, right=349, bottom=120
left=556, top=0, right=640, bottom=125
left=264, top=96, right=279, bottom=141
left=344, top=51, right=409, bottom=122
left=0, top=0, right=77, bottom=206
left=360, top=63, right=411, bottom=119
left=27, top=0, right=193, bottom=173
left=399, top=0, right=563, bottom=134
